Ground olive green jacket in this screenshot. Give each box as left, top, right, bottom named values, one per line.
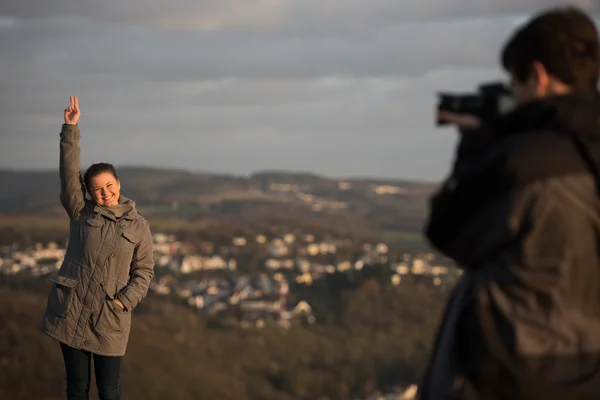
left=40, top=124, right=155, bottom=356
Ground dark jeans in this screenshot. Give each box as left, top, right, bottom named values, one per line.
left=60, top=342, right=123, bottom=400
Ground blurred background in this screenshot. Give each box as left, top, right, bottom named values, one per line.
left=0, top=1, right=599, bottom=399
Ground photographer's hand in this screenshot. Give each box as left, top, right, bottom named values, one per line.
left=438, top=111, right=481, bottom=132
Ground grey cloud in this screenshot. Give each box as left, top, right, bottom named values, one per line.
left=1, top=1, right=599, bottom=180
left=0, top=14, right=513, bottom=87
left=0, top=67, right=501, bottom=179
left=1, top=0, right=597, bottom=29
left=1, top=2, right=597, bottom=87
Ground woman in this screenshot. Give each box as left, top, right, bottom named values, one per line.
left=40, top=96, right=155, bottom=400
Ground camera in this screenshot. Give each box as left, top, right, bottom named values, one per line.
left=436, top=81, right=515, bottom=126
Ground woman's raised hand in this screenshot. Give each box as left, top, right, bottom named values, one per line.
left=64, top=96, right=81, bottom=125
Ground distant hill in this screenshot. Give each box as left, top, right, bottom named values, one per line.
left=0, top=167, right=439, bottom=243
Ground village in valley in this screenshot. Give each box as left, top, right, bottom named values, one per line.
left=0, top=228, right=460, bottom=330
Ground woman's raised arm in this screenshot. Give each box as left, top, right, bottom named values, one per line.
left=59, top=96, right=86, bottom=219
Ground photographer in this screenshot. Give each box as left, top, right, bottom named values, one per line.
left=420, top=7, right=600, bottom=400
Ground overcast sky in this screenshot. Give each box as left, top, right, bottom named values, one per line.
left=1, top=1, right=598, bottom=181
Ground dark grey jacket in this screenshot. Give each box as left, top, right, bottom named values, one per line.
left=420, top=92, right=600, bottom=399
left=40, top=124, right=155, bottom=357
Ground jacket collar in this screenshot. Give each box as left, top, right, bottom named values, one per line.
left=92, top=195, right=139, bottom=221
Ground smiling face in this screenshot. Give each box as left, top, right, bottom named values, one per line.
left=88, top=172, right=121, bottom=207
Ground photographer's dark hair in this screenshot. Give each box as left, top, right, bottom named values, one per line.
left=501, top=7, right=600, bottom=91
left=83, top=163, right=119, bottom=192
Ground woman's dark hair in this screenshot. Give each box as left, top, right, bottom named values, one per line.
left=501, top=6, right=600, bottom=91
left=83, top=163, right=119, bottom=193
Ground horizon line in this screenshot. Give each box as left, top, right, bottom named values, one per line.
left=0, top=165, right=440, bottom=184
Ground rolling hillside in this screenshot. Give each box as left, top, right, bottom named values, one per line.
left=0, top=167, right=439, bottom=243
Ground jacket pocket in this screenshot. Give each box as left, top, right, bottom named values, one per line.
left=96, top=298, right=129, bottom=334
left=116, top=228, right=140, bottom=268
left=48, top=276, right=78, bottom=318
left=121, top=228, right=139, bottom=245
left=80, top=216, right=103, bottom=239
left=85, top=217, right=104, bottom=227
